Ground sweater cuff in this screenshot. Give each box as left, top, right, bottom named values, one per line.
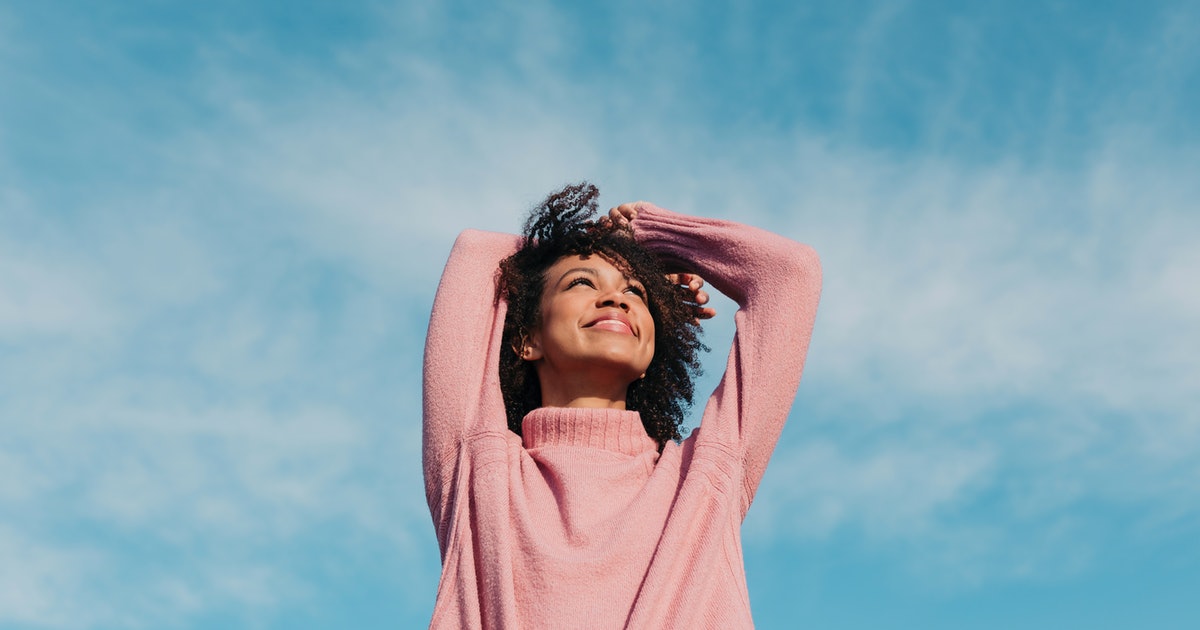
left=629, top=203, right=708, bottom=246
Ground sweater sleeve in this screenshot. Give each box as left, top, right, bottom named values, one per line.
left=423, top=229, right=520, bottom=531
left=630, top=204, right=822, bottom=516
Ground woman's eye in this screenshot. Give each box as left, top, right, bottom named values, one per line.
left=625, top=286, right=646, bottom=298
left=567, top=277, right=595, bottom=289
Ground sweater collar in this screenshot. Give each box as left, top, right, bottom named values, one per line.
left=521, top=407, right=657, bottom=456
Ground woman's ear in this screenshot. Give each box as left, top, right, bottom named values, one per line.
left=516, top=334, right=543, bottom=361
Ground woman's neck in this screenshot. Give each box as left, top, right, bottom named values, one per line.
left=536, top=369, right=630, bottom=410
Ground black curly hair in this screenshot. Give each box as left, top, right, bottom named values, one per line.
left=496, top=182, right=705, bottom=448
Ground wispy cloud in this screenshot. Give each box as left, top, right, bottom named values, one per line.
left=733, top=131, right=1200, bottom=582
left=0, top=527, right=111, bottom=629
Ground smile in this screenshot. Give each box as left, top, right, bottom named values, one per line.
left=585, top=314, right=635, bottom=336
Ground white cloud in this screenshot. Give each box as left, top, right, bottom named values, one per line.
left=0, top=527, right=110, bottom=629
left=1, top=380, right=432, bottom=626
left=748, top=439, right=995, bottom=540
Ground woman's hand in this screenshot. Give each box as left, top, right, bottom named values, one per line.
left=668, top=272, right=717, bottom=322
left=603, top=202, right=643, bottom=232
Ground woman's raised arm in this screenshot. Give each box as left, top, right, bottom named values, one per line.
left=628, top=203, right=822, bottom=516
left=423, top=229, right=519, bottom=523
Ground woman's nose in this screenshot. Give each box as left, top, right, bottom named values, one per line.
left=597, top=291, right=630, bottom=310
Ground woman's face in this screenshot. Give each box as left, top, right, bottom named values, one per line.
left=526, top=253, right=656, bottom=387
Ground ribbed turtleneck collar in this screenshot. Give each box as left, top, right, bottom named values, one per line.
left=521, top=407, right=657, bottom=457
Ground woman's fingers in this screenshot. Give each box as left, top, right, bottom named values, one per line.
left=665, top=273, right=716, bottom=321
left=666, top=272, right=704, bottom=289
left=607, top=202, right=642, bottom=229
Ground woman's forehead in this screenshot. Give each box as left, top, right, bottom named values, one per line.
left=546, top=253, right=637, bottom=280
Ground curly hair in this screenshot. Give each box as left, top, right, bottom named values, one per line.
left=496, top=182, right=705, bottom=448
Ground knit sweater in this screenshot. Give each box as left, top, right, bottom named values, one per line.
left=423, top=204, right=821, bottom=629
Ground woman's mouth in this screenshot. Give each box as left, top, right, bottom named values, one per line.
left=586, top=314, right=634, bottom=335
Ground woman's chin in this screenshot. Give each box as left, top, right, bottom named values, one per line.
left=541, top=354, right=649, bottom=387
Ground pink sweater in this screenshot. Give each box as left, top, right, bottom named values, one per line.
left=423, top=205, right=821, bottom=629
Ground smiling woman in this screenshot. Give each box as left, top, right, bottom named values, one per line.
left=422, top=182, right=821, bottom=628
left=524, top=254, right=657, bottom=406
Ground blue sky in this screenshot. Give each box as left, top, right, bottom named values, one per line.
left=1, top=1, right=1198, bottom=628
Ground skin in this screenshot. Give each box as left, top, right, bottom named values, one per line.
left=520, top=203, right=716, bottom=410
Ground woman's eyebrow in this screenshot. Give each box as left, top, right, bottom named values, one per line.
left=555, top=267, right=599, bottom=285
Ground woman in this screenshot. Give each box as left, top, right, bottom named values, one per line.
left=423, top=183, right=821, bottom=628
